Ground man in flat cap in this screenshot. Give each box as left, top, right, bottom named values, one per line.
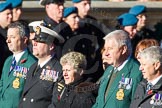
left=117, top=13, right=138, bottom=55
left=129, top=5, right=156, bottom=52
left=0, top=1, right=13, bottom=77
left=18, top=22, right=64, bottom=108
left=7, top=0, right=23, bottom=22
left=39, top=0, right=64, bottom=29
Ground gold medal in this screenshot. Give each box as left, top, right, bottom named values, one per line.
left=116, top=89, right=124, bottom=100
left=13, top=78, right=20, bottom=89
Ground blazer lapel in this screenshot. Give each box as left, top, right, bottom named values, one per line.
left=23, top=57, right=57, bottom=94
left=139, top=77, right=162, bottom=106
left=23, top=63, right=38, bottom=94
left=98, top=66, right=113, bottom=106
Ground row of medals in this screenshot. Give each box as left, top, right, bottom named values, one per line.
left=40, top=69, right=59, bottom=82
left=12, top=66, right=28, bottom=89
left=150, top=93, right=162, bottom=106
left=116, top=77, right=132, bottom=100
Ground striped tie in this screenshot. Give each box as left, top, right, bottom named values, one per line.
left=8, top=57, right=16, bottom=76
left=146, top=82, right=152, bottom=93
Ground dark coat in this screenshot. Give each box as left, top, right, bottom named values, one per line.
left=130, top=78, right=162, bottom=108
left=0, top=27, right=12, bottom=77
left=55, top=19, right=106, bottom=82
left=131, top=27, right=156, bottom=56
left=48, top=78, right=96, bottom=108
left=18, top=57, right=63, bottom=108
left=43, top=16, right=59, bottom=30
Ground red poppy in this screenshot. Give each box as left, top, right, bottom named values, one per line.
left=147, top=90, right=153, bottom=95
left=20, top=59, right=27, bottom=64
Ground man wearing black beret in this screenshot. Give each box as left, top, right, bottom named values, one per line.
left=40, top=0, right=64, bottom=29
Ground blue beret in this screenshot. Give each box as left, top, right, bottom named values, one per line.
left=64, top=7, right=78, bottom=18
left=72, top=0, right=81, bottom=3
left=0, top=2, right=12, bottom=12
left=117, top=13, right=138, bottom=26
left=129, top=5, right=146, bottom=16
left=7, top=0, right=22, bottom=8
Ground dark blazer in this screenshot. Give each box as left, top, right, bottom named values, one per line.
left=130, top=78, right=162, bottom=108
left=18, top=57, right=62, bottom=108
left=0, top=27, right=12, bottom=77
left=0, top=49, right=36, bottom=108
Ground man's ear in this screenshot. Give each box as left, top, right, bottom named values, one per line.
left=49, top=43, right=55, bottom=51
left=121, top=45, right=127, bottom=55
left=23, top=37, right=28, bottom=44
left=154, top=61, right=161, bottom=70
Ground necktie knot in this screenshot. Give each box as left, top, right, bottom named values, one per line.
left=146, top=82, right=153, bottom=92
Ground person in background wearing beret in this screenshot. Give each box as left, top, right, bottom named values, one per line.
left=54, top=7, right=80, bottom=58
left=18, top=23, right=65, bottom=108
left=117, top=13, right=138, bottom=56
left=39, top=0, right=64, bottom=29
left=72, top=0, right=108, bottom=83
left=130, top=46, right=162, bottom=108
left=39, top=0, right=65, bottom=60
left=129, top=5, right=156, bottom=55
left=7, top=0, right=23, bottom=22
left=92, top=30, right=142, bottom=108
left=0, top=20, right=37, bottom=108
left=48, top=51, right=96, bottom=108
left=0, top=1, right=13, bottom=78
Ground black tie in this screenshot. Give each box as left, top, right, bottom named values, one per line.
left=33, top=65, right=40, bottom=76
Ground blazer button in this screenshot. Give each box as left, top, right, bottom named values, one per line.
left=31, top=99, right=34, bottom=102
left=23, top=98, right=26, bottom=101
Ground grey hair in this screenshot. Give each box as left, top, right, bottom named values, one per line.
left=8, top=21, right=30, bottom=38
left=139, top=46, right=162, bottom=64
left=60, top=51, right=87, bottom=71
left=103, top=30, right=132, bottom=54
